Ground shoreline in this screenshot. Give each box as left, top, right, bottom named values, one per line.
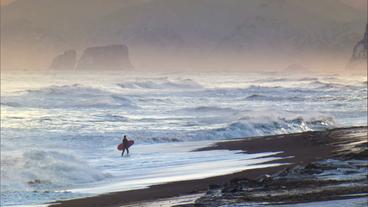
left=49, top=126, right=367, bottom=207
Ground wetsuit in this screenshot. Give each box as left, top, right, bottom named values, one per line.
left=122, top=137, right=129, bottom=156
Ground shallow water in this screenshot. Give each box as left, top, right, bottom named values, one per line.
left=1, top=71, right=367, bottom=206
left=1, top=140, right=286, bottom=206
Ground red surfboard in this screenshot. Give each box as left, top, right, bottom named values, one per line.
left=117, top=140, right=134, bottom=151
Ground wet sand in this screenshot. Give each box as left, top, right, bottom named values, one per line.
left=49, top=126, right=367, bottom=207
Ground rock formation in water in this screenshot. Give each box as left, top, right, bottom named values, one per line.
left=49, top=50, right=77, bottom=70
left=2, top=0, right=366, bottom=70
left=352, top=24, right=368, bottom=61
left=76, top=44, right=133, bottom=70
left=348, top=24, right=367, bottom=70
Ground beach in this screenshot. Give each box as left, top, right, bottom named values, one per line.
left=49, top=126, right=367, bottom=207
left=1, top=71, right=366, bottom=207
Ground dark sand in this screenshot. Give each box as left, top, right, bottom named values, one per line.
left=49, top=126, right=367, bottom=207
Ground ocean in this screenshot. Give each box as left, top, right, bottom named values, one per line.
left=1, top=71, right=366, bottom=206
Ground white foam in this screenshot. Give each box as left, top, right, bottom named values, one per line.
left=1, top=71, right=366, bottom=206
left=1, top=84, right=135, bottom=109
left=68, top=141, right=285, bottom=194
left=1, top=150, right=107, bottom=192
left=117, top=78, right=202, bottom=89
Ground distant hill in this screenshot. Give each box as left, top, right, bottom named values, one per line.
left=1, top=0, right=367, bottom=71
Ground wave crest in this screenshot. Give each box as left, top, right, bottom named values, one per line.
left=173, top=106, right=238, bottom=114
left=1, top=150, right=107, bottom=192
left=191, top=115, right=336, bottom=140
left=117, top=78, right=202, bottom=89
left=120, top=115, right=336, bottom=143
left=245, top=94, right=305, bottom=101
left=1, top=84, right=135, bottom=109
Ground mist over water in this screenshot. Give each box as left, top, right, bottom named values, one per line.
left=1, top=71, right=367, bottom=206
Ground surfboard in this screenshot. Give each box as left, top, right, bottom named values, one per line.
left=117, top=140, right=134, bottom=151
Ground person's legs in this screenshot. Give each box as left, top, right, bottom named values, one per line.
left=126, top=147, right=129, bottom=154
left=121, top=148, right=125, bottom=157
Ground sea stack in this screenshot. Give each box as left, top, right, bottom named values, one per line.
left=49, top=50, right=77, bottom=70
left=76, top=44, right=133, bottom=70
left=348, top=24, right=368, bottom=70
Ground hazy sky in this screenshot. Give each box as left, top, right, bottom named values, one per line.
left=0, top=0, right=14, bottom=6
left=1, top=0, right=367, bottom=72
left=1, top=0, right=366, bottom=7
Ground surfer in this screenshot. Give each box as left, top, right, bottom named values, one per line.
left=121, top=135, right=130, bottom=156
left=117, top=135, right=134, bottom=157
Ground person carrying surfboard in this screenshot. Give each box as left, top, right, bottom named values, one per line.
left=121, top=135, right=129, bottom=156
left=118, top=135, right=134, bottom=157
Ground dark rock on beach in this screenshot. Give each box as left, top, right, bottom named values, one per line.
left=193, top=127, right=368, bottom=206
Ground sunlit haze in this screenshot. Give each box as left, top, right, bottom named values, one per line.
left=1, top=0, right=367, bottom=73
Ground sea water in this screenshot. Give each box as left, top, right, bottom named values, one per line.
left=1, top=71, right=367, bottom=206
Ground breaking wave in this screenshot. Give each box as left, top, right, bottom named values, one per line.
left=1, top=150, right=107, bottom=192
left=117, top=78, right=202, bottom=89
left=1, top=84, right=135, bottom=109
left=122, top=114, right=336, bottom=143
left=310, top=81, right=361, bottom=90
left=245, top=94, right=305, bottom=102
left=252, top=77, right=318, bottom=83
left=193, top=85, right=317, bottom=99
left=173, top=106, right=238, bottom=114
left=187, top=115, right=336, bottom=140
